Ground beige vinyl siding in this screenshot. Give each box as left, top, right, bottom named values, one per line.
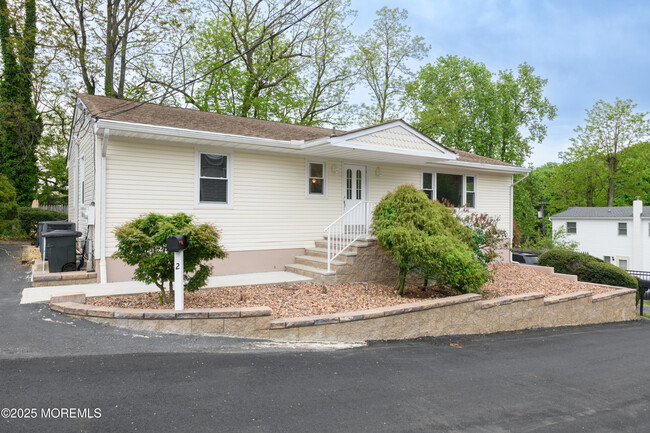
left=103, top=138, right=514, bottom=255
left=475, top=172, right=512, bottom=237
left=367, top=164, right=420, bottom=202
left=104, top=140, right=343, bottom=255
left=68, top=109, right=95, bottom=241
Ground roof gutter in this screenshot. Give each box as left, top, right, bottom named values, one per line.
left=437, top=160, right=531, bottom=175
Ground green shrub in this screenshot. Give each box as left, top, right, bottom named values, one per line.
left=538, top=249, right=602, bottom=275
left=575, top=261, right=638, bottom=289
left=17, top=207, right=68, bottom=238
left=539, top=248, right=637, bottom=289
left=113, top=212, right=227, bottom=304
left=0, top=174, right=18, bottom=235
left=373, top=184, right=488, bottom=295
left=417, top=235, right=490, bottom=294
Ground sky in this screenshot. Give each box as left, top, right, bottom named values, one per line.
left=349, top=0, right=650, bottom=166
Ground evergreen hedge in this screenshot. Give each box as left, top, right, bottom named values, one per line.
left=17, top=207, right=68, bottom=238
left=538, top=249, right=637, bottom=289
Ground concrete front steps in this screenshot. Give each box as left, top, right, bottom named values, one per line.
left=285, top=238, right=372, bottom=281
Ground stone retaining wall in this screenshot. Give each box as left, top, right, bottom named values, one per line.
left=50, top=286, right=637, bottom=342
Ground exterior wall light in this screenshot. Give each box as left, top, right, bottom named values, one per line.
left=375, top=167, right=383, bottom=177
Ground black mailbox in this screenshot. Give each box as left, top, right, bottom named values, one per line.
left=166, top=235, right=188, bottom=252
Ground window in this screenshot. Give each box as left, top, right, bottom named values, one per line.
left=465, top=176, right=475, bottom=208
left=567, top=222, right=577, bottom=234
left=422, top=172, right=434, bottom=199
left=603, top=256, right=611, bottom=263
left=618, top=222, right=627, bottom=236
left=422, top=172, right=477, bottom=208
left=618, top=258, right=628, bottom=270
left=199, top=153, right=229, bottom=204
left=308, top=162, right=325, bottom=195
left=437, top=173, right=463, bottom=207
left=79, top=156, right=85, bottom=205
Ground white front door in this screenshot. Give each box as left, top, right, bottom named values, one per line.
left=343, top=164, right=367, bottom=229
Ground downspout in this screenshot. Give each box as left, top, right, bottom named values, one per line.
left=99, top=129, right=109, bottom=284
left=509, top=171, right=530, bottom=263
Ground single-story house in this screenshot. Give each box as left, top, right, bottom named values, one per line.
left=67, top=94, right=528, bottom=283
left=550, top=198, right=650, bottom=271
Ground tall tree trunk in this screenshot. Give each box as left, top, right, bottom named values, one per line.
left=396, top=266, right=407, bottom=296
left=607, top=157, right=617, bottom=207
left=104, top=0, right=119, bottom=97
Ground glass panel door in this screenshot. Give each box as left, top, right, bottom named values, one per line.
left=343, top=164, right=366, bottom=231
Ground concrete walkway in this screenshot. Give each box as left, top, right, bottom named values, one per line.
left=21, top=271, right=312, bottom=304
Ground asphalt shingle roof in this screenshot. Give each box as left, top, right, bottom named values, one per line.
left=551, top=206, right=650, bottom=219
left=78, top=93, right=518, bottom=168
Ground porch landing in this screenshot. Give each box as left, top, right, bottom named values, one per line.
left=21, top=271, right=312, bottom=304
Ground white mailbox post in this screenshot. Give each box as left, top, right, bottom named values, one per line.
left=166, top=235, right=188, bottom=311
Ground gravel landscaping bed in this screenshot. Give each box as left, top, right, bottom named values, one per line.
left=87, top=263, right=616, bottom=319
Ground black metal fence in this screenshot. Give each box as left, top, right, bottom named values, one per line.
left=628, top=270, right=650, bottom=316
left=627, top=270, right=650, bottom=281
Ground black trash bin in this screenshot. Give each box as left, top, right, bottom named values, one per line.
left=43, top=230, right=81, bottom=273
left=38, top=221, right=75, bottom=259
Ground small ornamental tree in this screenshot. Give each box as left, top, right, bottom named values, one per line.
left=113, top=213, right=227, bottom=304
left=373, top=184, right=488, bottom=295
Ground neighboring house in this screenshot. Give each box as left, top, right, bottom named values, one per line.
left=67, top=94, right=528, bottom=283
left=550, top=198, right=650, bottom=271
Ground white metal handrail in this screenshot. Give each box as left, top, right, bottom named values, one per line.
left=323, top=201, right=377, bottom=272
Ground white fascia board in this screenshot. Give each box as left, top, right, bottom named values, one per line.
left=550, top=216, right=634, bottom=220
left=94, top=119, right=302, bottom=150
left=433, top=159, right=530, bottom=174
left=329, top=120, right=456, bottom=158
left=328, top=140, right=458, bottom=160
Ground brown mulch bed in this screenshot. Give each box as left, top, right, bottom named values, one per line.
left=87, top=263, right=617, bottom=319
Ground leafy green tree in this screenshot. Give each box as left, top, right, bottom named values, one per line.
left=0, top=0, right=42, bottom=206
left=612, top=141, right=650, bottom=206
left=354, top=7, right=429, bottom=123
left=513, top=163, right=557, bottom=241
left=113, top=213, right=227, bottom=304
left=373, top=185, right=487, bottom=296
left=565, top=98, right=650, bottom=207
left=190, top=0, right=357, bottom=125
left=406, top=55, right=556, bottom=165
left=546, top=157, right=607, bottom=211
left=0, top=173, right=17, bottom=234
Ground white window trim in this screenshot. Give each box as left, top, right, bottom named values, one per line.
left=618, top=222, right=627, bottom=236
left=195, top=149, right=233, bottom=208
left=421, top=170, right=435, bottom=200
left=566, top=221, right=577, bottom=234
left=464, top=175, right=476, bottom=209
left=306, top=160, right=327, bottom=198
left=421, top=170, right=476, bottom=209
left=617, top=256, right=629, bottom=270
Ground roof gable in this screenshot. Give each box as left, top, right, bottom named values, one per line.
left=329, top=121, right=455, bottom=159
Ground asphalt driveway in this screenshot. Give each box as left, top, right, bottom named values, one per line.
left=2, top=241, right=650, bottom=432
